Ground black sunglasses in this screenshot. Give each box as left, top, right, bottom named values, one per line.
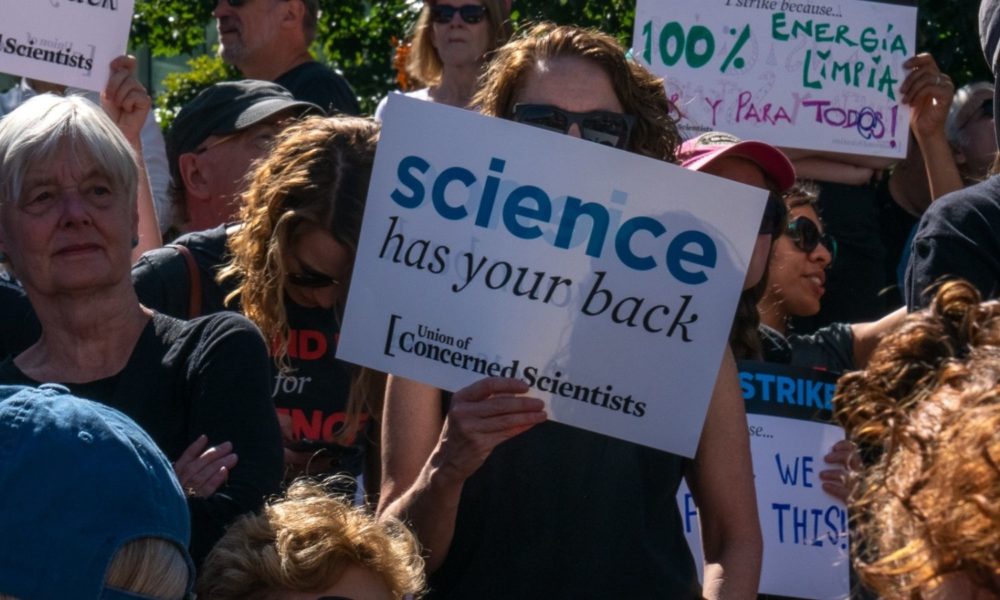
left=512, top=103, right=635, bottom=149
left=287, top=268, right=342, bottom=289
left=430, top=4, right=487, bottom=24
left=758, top=193, right=788, bottom=236
left=785, top=215, right=837, bottom=265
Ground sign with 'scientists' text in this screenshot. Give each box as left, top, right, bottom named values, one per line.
left=634, top=0, right=917, bottom=159
left=0, top=0, right=135, bottom=92
left=338, top=95, right=768, bottom=457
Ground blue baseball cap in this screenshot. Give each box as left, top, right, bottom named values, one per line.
left=0, top=385, right=194, bottom=599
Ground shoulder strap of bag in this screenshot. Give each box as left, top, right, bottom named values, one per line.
left=167, top=244, right=202, bottom=319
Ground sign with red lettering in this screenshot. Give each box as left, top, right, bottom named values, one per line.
left=634, top=0, right=917, bottom=159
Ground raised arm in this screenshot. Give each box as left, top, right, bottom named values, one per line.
left=101, top=55, right=162, bottom=258
left=377, top=375, right=545, bottom=572
left=685, top=348, right=762, bottom=600
left=890, top=53, right=963, bottom=214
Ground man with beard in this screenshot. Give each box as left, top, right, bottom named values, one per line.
left=212, top=0, right=360, bottom=115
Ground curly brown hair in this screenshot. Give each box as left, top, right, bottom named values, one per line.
left=406, top=0, right=513, bottom=88
left=473, top=22, right=681, bottom=163
left=196, top=479, right=426, bottom=600
left=219, top=115, right=383, bottom=443
left=834, top=280, right=1000, bottom=598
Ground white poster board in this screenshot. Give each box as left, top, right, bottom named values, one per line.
left=679, top=361, right=850, bottom=599
left=0, top=0, right=136, bottom=92
left=633, top=0, right=917, bottom=159
left=338, top=95, right=767, bottom=457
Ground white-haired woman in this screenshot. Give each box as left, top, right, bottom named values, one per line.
left=0, top=63, right=282, bottom=565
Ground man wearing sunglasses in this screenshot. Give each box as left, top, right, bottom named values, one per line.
left=906, top=0, right=1000, bottom=310
left=212, top=0, right=360, bottom=116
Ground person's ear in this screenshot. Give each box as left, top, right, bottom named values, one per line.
left=178, top=153, right=211, bottom=203
left=280, top=0, right=305, bottom=32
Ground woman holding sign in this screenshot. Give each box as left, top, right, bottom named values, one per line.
left=378, top=24, right=763, bottom=599
left=374, top=0, right=513, bottom=118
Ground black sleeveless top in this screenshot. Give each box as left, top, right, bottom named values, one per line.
left=428, top=420, right=701, bottom=599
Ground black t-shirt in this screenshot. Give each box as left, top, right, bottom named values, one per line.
left=275, top=61, right=360, bottom=116
left=429, top=422, right=699, bottom=599
left=132, top=224, right=236, bottom=318
left=759, top=323, right=855, bottom=373
left=905, top=175, right=1000, bottom=309
left=0, top=272, right=39, bottom=359
left=133, top=226, right=365, bottom=476
left=0, top=312, right=283, bottom=565
left=274, top=301, right=367, bottom=477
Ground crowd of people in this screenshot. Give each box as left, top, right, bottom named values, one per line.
left=0, top=0, right=999, bottom=598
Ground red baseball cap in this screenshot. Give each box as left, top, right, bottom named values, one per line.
left=677, top=131, right=796, bottom=192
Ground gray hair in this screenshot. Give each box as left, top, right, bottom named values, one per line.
left=0, top=94, right=138, bottom=212
left=946, top=82, right=994, bottom=149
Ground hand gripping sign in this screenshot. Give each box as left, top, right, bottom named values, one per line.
left=338, top=95, right=769, bottom=457
left=634, top=0, right=917, bottom=160
left=0, top=0, right=136, bottom=92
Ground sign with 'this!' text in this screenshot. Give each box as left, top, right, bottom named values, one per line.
left=679, top=361, right=850, bottom=599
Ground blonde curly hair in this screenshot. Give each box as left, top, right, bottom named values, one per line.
left=473, top=22, right=680, bottom=163
left=834, top=280, right=1000, bottom=598
left=196, top=479, right=426, bottom=599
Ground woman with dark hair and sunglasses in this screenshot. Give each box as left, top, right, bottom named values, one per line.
left=757, top=183, right=907, bottom=374
left=676, top=132, right=796, bottom=361
left=374, top=0, right=512, bottom=119
left=378, top=24, right=763, bottom=599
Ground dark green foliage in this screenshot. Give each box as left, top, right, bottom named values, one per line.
left=916, top=0, right=992, bottom=88
left=131, top=0, right=991, bottom=120
left=154, top=55, right=238, bottom=132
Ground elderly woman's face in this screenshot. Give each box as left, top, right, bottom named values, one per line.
left=0, top=141, right=136, bottom=295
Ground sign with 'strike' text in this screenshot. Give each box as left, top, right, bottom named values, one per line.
left=679, top=361, right=849, bottom=599
left=338, top=95, right=767, bottom=457
left=0, top=0, right=136, bottom=93
left=633, top=0, right=917, bottom=160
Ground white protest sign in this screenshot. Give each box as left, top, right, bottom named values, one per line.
left=338, top=95, right=766, bottom=457
left=0, top=0, right=135, bottom=92
left=679, top=362, right=849, bottom=599
left=633, top=0, right=917, bottom=159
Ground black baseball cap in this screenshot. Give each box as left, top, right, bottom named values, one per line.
left=167, top=79, right=322, bottom=178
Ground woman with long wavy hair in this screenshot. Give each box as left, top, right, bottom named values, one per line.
left=378, top=24, right=765, bottom=599
left=135, top=115, right=384, bottom=491
left=217, top=116, right=385, bottom=491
